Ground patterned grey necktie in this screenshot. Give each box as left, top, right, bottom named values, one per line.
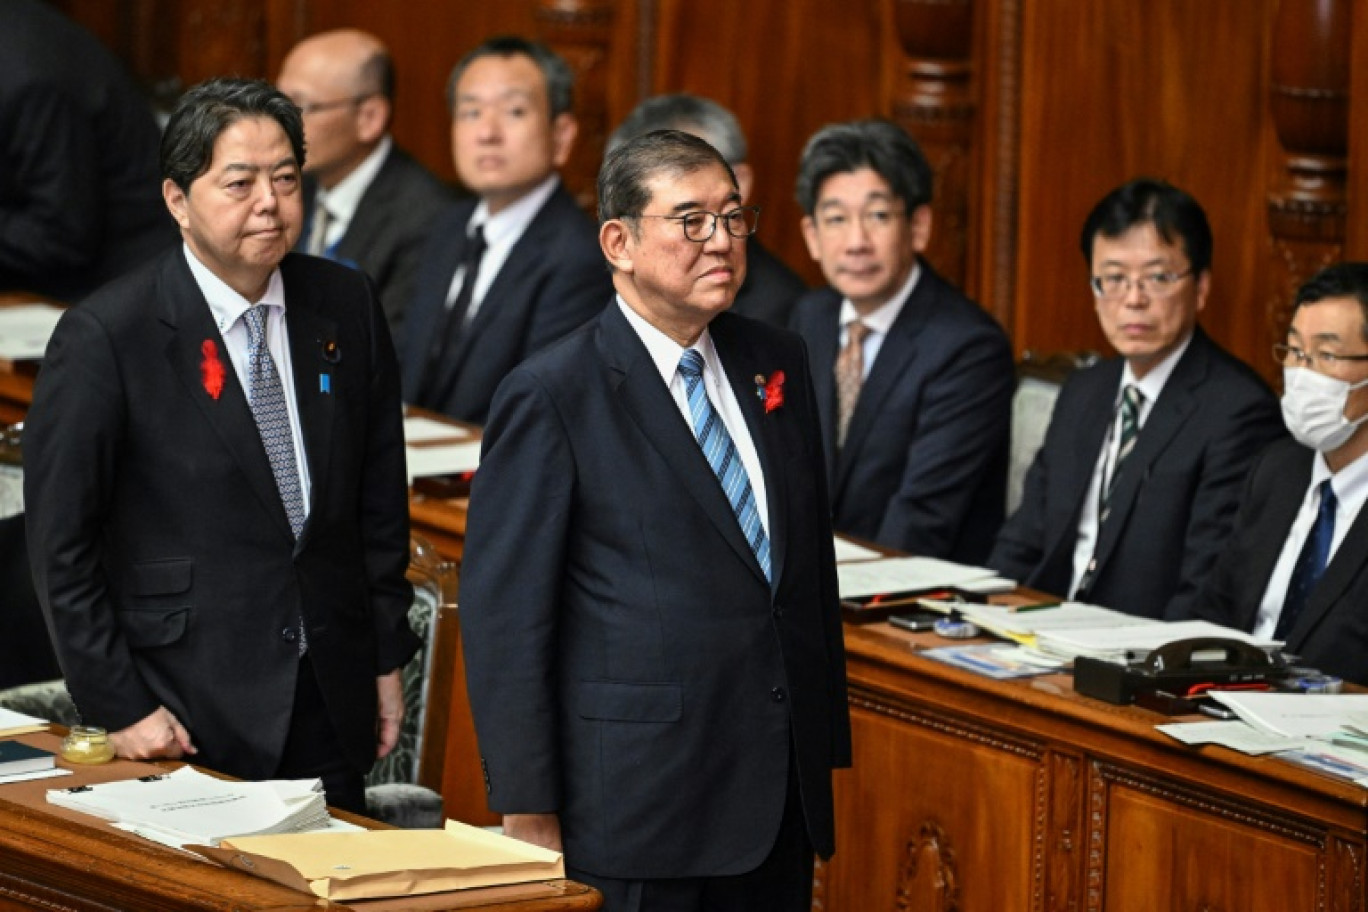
left=1100, top=384, right=1144, bottom=524
left=243, top=305, right=306, bottom=538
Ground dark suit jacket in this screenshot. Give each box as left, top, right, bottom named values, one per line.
left=459, top=305, right=851, bottom=879
left=1197, top=440, right=1368, bottom=685
left=730, top=237, right=807, bottom=327
left=990, top=327, right=1285, bottom=619
left=23, top=250, right=419, bottom=780
left=298, top=144, right=453, bottom=339
left=0, top=0, right=176, bottom=300
left=790, top=262, right=1014, bottom=563
left=400, top=182, right=611, bottom=424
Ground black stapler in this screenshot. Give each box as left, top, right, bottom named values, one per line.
left=1074, top=637, right=1286, bottom=706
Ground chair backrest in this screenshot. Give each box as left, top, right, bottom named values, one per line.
left=1007, top=350, right=1098, bottom=516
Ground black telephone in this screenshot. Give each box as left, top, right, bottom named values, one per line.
left=1074, top=636, right=1286, bottom=706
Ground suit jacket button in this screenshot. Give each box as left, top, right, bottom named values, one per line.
left=281, top=627, right=299, bottom=643
left=773, top=605, right=785, bottom=619
left=771, top=687, right=786, bottom=703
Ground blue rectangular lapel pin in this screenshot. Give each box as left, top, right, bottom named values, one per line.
left=319, top=373, right=331, bottom=394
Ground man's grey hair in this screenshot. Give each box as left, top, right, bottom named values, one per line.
left=606, top=94, right=747, bottom=166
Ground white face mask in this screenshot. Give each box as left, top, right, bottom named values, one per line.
left=1282, top=366, right=1368, bottom=452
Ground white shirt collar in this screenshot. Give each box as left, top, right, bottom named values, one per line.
left=314, top=135, right=392, bottom=230
left=616, top=295, right=723, bottom=388
left=837, top=261, right=922, bottom=335
left=1313, top=442, right=1368, bottom=514
left=182, top=242, right=287, bottom=333
left=1120, top=331, right=1192, bottom=406
left=470, top=172, right=560, bottom=245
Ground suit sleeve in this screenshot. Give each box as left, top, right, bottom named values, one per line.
left=878, top=322, right=1015, bottom=557
left=0, top=89, right=101, bottom=278
left=459, top=366, right=575, bottom=813
left=1162, top=389, right=1286, bottom=620
left=359, top=279, right=420, bottom=673
left=23, top=306, right=160, bottom=730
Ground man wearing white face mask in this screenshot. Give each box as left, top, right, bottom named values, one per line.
left=1199, top=262, right=1368, bottom=685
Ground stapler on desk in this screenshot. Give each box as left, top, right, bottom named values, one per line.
left=1074, top=637, right=1286, bottom=706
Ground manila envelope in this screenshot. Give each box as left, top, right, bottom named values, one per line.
left=194, top=819, right=564, bottom=901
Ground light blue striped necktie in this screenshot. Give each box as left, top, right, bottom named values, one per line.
left=678, top=348, right=771, bottom=582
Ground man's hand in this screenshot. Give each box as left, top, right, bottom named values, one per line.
left=503, top=813, right=562, bottom=851
left=108, top=706, right=197, bottom=760
left=375, top=669, right=405, bottom=759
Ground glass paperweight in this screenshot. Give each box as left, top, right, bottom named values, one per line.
left=60, top=726, right=116, bottom=765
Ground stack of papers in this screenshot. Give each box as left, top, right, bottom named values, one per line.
left=837, top=556, right=1010, bottom=598
left=1032, top=620, right=1280, bottom=664
left=404, top=416, right=480, bottom=482
left=0, top=707, right=51, bottom=737
left=48, top=766, right=331, bottom=848
left=0, top=303, right=62, bottom=365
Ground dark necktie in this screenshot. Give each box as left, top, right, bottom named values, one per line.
left=417, top=226, right=487, bottom=406
left=678, top=349, right=772, bottom=582
left=834, top=320, right=870, bottom=449
left=1276, top=479, right=1337, bottom=639
left=1099, top=384, right=1143, bottom=525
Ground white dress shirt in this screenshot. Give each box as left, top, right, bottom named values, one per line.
left=836, top=262, right=921, bottom=376
left=617, top=296, right=770, bottom=535
left=1253, top=449, right=1368, bottom=638
left=184, top=243, right=311, bottom=514
left=445, top=173, right=561, bottom=321
left=1069, top=334, right=1192, bottom=597
left=310, top=134, right=392, bottom=255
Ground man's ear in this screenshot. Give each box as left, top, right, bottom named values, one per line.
left=354, top=95, right=391, bottom=145
left=163, top=179, right=190, bottom=230
left=910, top=204, right=933, bottom=253
left=800, top=215, right=822, bottom=263
left=732, top=163, right=754, bottom=203
left=551, top=113, right=578, bottom=168
left=600, top=218, right=635, bottom=274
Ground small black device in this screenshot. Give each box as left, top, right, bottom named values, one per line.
left=1074, top=637, right=1285, bottom=706
left=888, top=610, right=943, bottom=632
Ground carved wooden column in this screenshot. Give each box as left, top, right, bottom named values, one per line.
left=887, top=0, right=976, bottom=292
left=1267, top=0, right=1351, bottom=335
left=536, top=0, right=618, bottom=214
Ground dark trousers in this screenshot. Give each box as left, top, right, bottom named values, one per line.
left=274, top=654, right=366, bottom=815
left=566, top=757, right=814, bottom=912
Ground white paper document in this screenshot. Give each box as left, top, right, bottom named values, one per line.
left=1034, top=620, right=1280, bottom=662
left=0, top=706, right=51, bottom=736
left=836, top=556, right=998, bottom=598
left=1208, top=693, right=1368, bottom=740
left=959, top=602, right=1159, bottom=637
left=0, top=767, right=71, bottom=785
left=0, top=303, right=62, bottom=362
left=403, top=416, right=474, bottom=445
left=1155, top=720, right=1305, bottom=755
left=833, top=537, right=881, bottom=563
left=405, top=441, right=482, bottom=480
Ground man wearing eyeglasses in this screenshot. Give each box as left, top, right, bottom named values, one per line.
left=459, top=129, right=850, bottom=911
left=789, top=119, right=1014, bottom=563
left=400, top=36, right=611, bottom=425
left=277, top=29, right=451, bottom=338
left=1196, top=263, right=1368, bottom=683
left=990, top=178, right=1284, bottom=619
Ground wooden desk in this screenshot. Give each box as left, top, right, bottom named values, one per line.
left=0, top=732, right=599, bottom=911
left=817, top=620, right=1368, bottom=911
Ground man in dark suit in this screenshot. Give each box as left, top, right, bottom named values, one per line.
left=401, top=37, right=610, bottom=425
left=606, top=93, right=809, bottom=327
left=23, top=78, right=419, bottom=813
left=277, top=28, right=453, bottom=339
left=0, top=0, right=176, bottom=300
left=789, top=120, right=1014, bottom=563
left=460, top=130, right=851, bottom=911
left=990, top=179, right=1284, bottom=619
left=1198, top=263, right=1368, bottom=684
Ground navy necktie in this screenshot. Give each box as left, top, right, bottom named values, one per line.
left=1276, top=479, right=1337, bottom=639
left=678, top=349, right=772, bottom=583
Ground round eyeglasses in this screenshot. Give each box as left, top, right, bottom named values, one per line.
left=632, top=206, right=761, bottom=242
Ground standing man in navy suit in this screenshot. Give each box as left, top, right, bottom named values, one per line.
left=401, top=36, right=611, bottom=424
left=460, top=130, right=851, bottom=911
left=277, top=29, right=453, bottom=339
left=24, top=78, right=418, bottom=813
left=789, top=120, right=1014, bottom=563
left=991, top=179, right=1284, bottom=619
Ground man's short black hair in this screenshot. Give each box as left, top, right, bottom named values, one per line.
left=1294, top=262, right=1368, bottom=342
left=161, top=77, right=305, bottom=193
left=597, top=129, right=737, bottom=226
left=445, top=36, right=574, bottom=119
left=1080, top=178, right=1213, bottom=275
left=795, top=119, right=932, bottom=215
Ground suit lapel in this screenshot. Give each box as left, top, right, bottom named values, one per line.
left=599, top=307, right=769, bottom=586
left=1291, top=463, right=1368, bottom=644
left=806, top=292, right=840, bottom=487
left=158, top=253, right=295, bottom=541
left=281, top=259, right=338, bottom=544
